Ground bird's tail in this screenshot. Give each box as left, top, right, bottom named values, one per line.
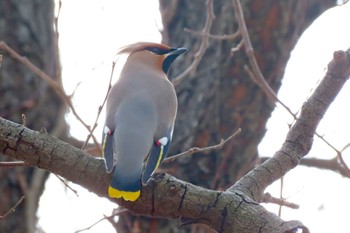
left=109, top=165, right=142, bottom=201
left=108, top=186, right=140, bottom=202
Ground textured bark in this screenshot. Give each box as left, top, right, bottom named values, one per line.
left=0, top=1, right=64, bottom=233
left=0, top=118, right=311, bottom=233
left=116, top=0, right=337, bottom=232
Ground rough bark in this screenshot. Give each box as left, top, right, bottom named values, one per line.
left=0, top=1, right=65, bottom=233
left=1, top=47, right=349, bottom=232
left=116, top=0, right=337, bottom=232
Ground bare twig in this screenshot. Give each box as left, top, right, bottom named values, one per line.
left=54, top=174, right=79, bottom=197
left=338, top=143, right=350, bottom=173
left=172, top=0, right=215, bottom=87
left=184, top=28, right=240, bottom=41
left=318, top=134, right=350, bottom=172
left=0, top=196, right=25, bottom=220
left=302, top=157, right=350, bottom=177
left=69, top=81, right=82, bottom=99
left=232, top=1, right=349, bottom=179
left=278, top=177, right=284, bottom=216
left=0, top=161, right=31, bottom=168
left=74, top=208, right=128, bottom=233
left=21, top=113, right=27, bottom=126
left=229, top=49, right=350, bottom=202
left=54, top=0, right=62, bottom=36
left=262, top=192, right=299, bottom=209
left=230, top=39, right=244, bottom=54
left=164, top=128, right=241, bottom=163
left=25, top=169, right=47, bottom=233
left=340, top=142, right=350, bottom=152
left=0, top=41, right=100, bottom=148
left=232, top=1, right=277, bottom=100
left=81, top=61, right=116, bottom=151
left=259, top=155, right=350, bottom=178
left=231, top=0, right=295, bottom=116
left=211, top=139, right=236, bottom=189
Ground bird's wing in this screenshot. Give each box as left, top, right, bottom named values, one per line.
left=141, top=128, right=173, bottom=185
left=102, top=125, right=115, bottom=173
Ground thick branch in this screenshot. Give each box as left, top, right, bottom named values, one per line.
left=0, top=117, right=306, bottom=233
left=229, top=49, right=350, bottom=201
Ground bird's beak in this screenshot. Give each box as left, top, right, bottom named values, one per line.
left=169, top=47, right=188, bottom=55
left=162, top=47, right=188, bottom=74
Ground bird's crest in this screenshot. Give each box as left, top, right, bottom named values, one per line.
left=116, top=42, right=172, bottom=55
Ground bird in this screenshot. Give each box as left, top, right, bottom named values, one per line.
left=102, top=42, right=187, bottom=201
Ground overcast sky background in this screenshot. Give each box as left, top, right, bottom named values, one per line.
left=37, top=1, right=350, bottom=232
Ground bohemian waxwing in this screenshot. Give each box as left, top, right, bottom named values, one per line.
left=102, top=42, right=187, bottom=201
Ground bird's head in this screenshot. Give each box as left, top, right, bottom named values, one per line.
left=117, top=42, right=187, bottom=75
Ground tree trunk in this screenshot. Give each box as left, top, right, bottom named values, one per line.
left=116, top=0, right=336, bottom=232
left=0, top=1, right=65, bottom=233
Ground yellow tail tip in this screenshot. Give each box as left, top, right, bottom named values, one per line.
left=108, top=186, right=140, bottom=202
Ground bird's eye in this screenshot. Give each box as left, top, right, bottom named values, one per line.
left=146, top=47, right=169, bottom=55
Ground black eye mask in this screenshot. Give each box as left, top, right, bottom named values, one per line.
left=145, top=47, right=176, bottom=55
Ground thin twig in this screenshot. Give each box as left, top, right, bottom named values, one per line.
left=337, top=152, right=350, bottom=174
left=231, top=0, right=295, bottom=115
left=184, top=28, right=240, bottom=40
left=312, top=133, right=350, bottom=174
left=74, top=208, right=128, bottom=233
left=69, top=81, right=82, bottom=99
left=21, top=113, right=27, bottom=127
left=338, top=142, right=350, bottom=174
left=54, top=0, right=62, bottom=36
left=232, top=0, right=277, bottom=101
left=305, top=157, right=350, bottom=177
left=81, top=61, right=116, bottom=151
left=172, top=0, right=215, bottom=87
left=164, top=128, right=241, bottom=163
left=0, top=196, right=25, bottom=220
left=278, top=177, right=284, bottom=217
left=260, top=156, right=350, bottom=178
left=0, top=41, right=100, bottom=148
left=230, top=39, right=244, bottom=54
left=262, top=192, right=299, bottom=209
left=210, top=138, right=236, bottom=189
left=54, top=174, right=79, bottom=197
left=340, top=142, right=350, bottom=152
left=0, top=161, right=31, bottom=168
left=232, top=1, right=347, bottom=177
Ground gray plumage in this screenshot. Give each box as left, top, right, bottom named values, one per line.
left=102, top=42, right=186, bottom=201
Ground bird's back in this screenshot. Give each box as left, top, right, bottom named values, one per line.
left=102, top=42, right=185, bottom=201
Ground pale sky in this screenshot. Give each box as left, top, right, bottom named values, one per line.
left=38, top=1, right=350, bottom=232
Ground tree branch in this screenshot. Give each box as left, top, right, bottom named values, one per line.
left=164, top=128, right=241, bottom=163
left=232, top=0, right=341, bottom=158
left=301, top=157, right=350, bottom=177
left=0, top=41, right=100, bottom=149
left=3, top=38, right=348, bottom=233
left=0, top=196, right=25, bottom=220
left=0, top=117, right=306, bottom=232
left=171, top=0, right=215, bottom=87
left=260, top=155, right=350, bottom=178
left=231, top=0, right=294, bottom=115
left=229, top=49, right=350, bottom=202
